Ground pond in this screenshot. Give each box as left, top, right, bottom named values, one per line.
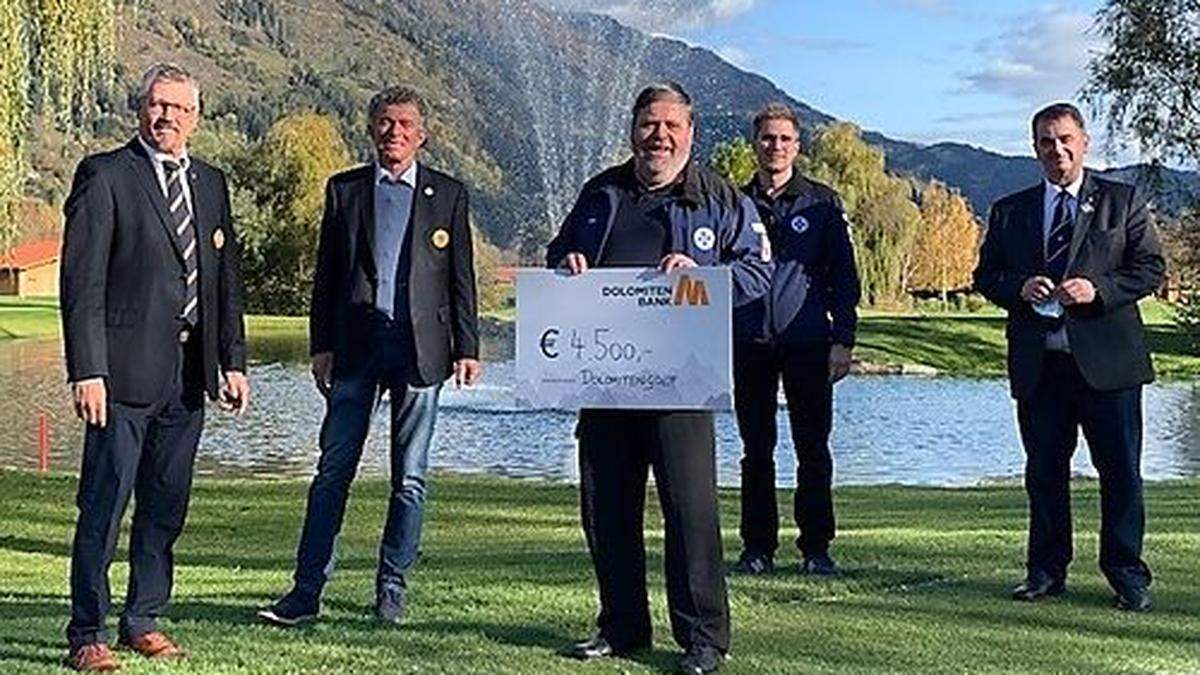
left=2, top=334, right=1198, bottom=487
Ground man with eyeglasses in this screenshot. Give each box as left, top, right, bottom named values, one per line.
left=729, top=103, right=860, bottom=578
left=61, top=62, right=249, bottom=671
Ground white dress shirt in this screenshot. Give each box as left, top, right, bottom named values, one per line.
left=137, top=135, right=195, bottom=214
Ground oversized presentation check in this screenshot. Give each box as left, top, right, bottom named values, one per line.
left=515, top=267, right=732, bottom=410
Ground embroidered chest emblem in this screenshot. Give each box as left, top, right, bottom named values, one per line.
left=789, top=215, right=810, bottom=235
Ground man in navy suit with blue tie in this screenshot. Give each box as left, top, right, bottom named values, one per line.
left=974, top=102, right=1165, bottom=612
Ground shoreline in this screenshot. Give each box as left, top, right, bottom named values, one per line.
left=4, top=301, right=1199, bottom=379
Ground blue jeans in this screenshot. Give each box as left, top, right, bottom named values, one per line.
left=293, top=318, right=442, bottom=596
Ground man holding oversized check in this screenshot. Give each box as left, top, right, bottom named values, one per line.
left=535, top=82, right=770, bottom=675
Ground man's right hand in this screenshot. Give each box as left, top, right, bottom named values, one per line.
left=1020, top=276, right=1055, bottom=304
left=72, top=378, right=107, bottom=428
left=312, top=352, right=334, bottom=396
left=559, top=252, right=589, bottom=275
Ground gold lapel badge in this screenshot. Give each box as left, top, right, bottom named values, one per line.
left=213, top=228, right=226, bottom=250
left=431, top=228, right=450, bottom=249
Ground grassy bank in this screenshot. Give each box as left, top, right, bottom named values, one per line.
left=0, top=471, right=1197, bottom=673
left=854, top=310, right=1200, bottom=378
left=0, top=298, right=305, bottom=343
left=5, top=297, right=1200, bottom=378
left=0, top=297, right=58, bottom=340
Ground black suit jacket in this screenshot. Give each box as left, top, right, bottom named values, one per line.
left=973, top=172, right=1165, bottom=399
left=309, top=163, right=478, bottom=387
left=60, top=139, right=247, bottom=405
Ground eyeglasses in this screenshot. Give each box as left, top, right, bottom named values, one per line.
left=145, top=99, right=196, bottom=116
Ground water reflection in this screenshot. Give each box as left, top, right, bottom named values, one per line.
left=2, top=333, right=1198, bottom=487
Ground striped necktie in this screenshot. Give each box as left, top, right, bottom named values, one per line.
left=163, top=160, right=199, bottom=326
left=1045, top=192, right=1073, bottom=283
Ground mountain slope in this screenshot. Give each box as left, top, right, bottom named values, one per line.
left=45, top=0, right=1198, bottom=252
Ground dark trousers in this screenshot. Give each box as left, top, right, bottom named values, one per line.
left=577, top=409, right=730, bottom=653
left=732, top=341, right=834, bottom=558
left=1016, top=352, right=1151, bottom=591
left=293, top=313, right=441, bottom=597
left=68, top=334, right=204, bottom=648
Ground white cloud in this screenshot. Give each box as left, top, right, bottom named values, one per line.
left=962, top=6, right=1103, bottom=105
left=714, top=45, right=754, bottom=69
left=534, top=0, right=756, bottom=32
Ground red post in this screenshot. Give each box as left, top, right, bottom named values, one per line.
left=37, top=412, right=49, bottom=473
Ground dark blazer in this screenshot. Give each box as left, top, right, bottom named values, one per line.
left=309, top=163, right=478, bottom=387
left=60, top=138, right=247, bottom=405
left=973, top=172, right=1165, bottom=399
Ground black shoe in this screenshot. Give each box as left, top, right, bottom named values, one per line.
left=257, top=589, right=320, bottom=627
left=1114, top=586, right=1152, bottom=613
left=800, top=552, right=840, bottom=576
left=375, top=583, right=407, bottom=623
left=1011, top=571, right=1066, bottom=601
left=678, top=644, right=723, bottom=674
left=563, top=633, right=648, bottom=660
left=729, top=551, right=774, bottom=576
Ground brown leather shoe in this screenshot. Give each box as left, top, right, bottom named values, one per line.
left=65, top=643, right=121, bottom=671
left=117, top=631, right=185, bottom=659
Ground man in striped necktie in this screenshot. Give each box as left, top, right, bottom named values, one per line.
left=60, top=63, right=250, bottom=671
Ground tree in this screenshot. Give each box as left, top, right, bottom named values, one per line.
left=799, top=122, right=923, bottom=307
left=1084, top=0, right=1200, bottom=167
left=909, top=181, right=980, bottom=303
left=0, top=0, right=115, bottom=264
left=1085, top=0, right=1200, bottom=349
left=237, top=112, right=352, bottom=314
left=473, top=231, right=515, bottom=317
left=710, top=137, right=756, bottom=186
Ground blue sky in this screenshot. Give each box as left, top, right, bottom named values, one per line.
left=540, top=0, right=1127, bottom=163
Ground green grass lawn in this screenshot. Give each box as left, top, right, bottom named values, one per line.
left=0, top=297, right=59, bottom=340
left=0, top=471, right=1197, bottom=673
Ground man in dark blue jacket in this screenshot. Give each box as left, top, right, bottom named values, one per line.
left=548, top=82, right=770, bottom=675
left=730, top=103, right=860, bottom=577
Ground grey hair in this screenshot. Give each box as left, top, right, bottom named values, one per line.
left=631, top=81, right=693, bottom=125
left=367, top=85, right=427, bottom=126
left=133, top=63, right=200, bottom=111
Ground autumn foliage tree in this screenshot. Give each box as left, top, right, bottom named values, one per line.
left=909, top=180, right=980, bottom=302
left=235, top=112, right=352, bottom=314
left=800, top=123, right=922, bottom=308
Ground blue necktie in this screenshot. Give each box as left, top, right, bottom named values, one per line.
left=1045, top=192, right=1073, bottom=283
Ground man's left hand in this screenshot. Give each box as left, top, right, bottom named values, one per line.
left=220, top=370, right=250, bottom=414
left=829, top=344, right=852, bottom=383
left=454, top=358, right=482, bottom=388
left=660, top=253, right=697, bottom=272
left=1057, top=277, right=1096, bottom=306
